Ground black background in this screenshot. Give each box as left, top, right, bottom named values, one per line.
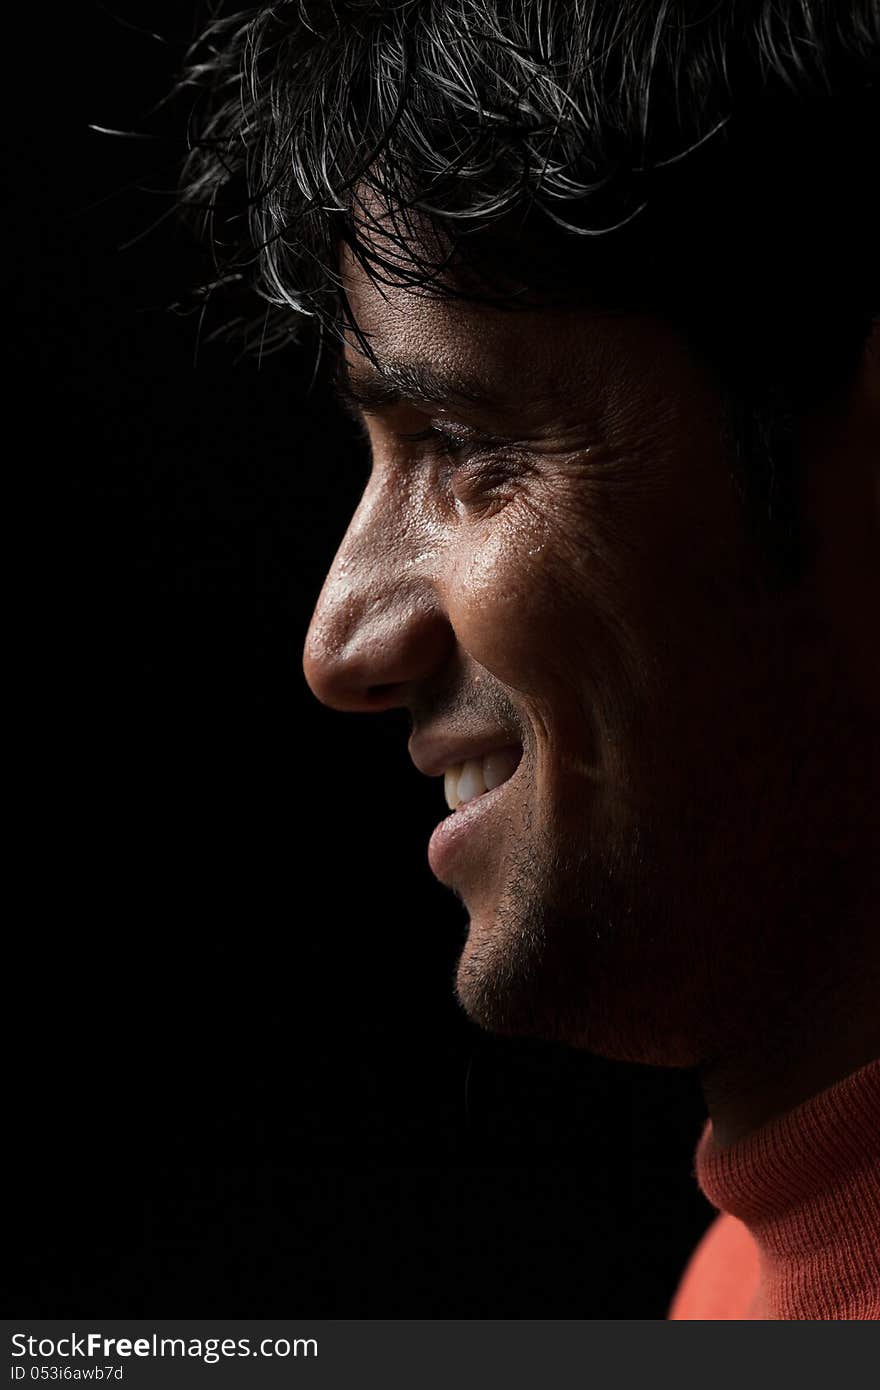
left=10, top=2, right=712, bottom=1315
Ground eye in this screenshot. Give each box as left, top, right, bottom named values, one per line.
left=397, top=423, right=526, bottom=513
left=397, top=424, right=469, bottom=457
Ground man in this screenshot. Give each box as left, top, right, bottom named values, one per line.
left=181, top=0, right=879, bottom=1317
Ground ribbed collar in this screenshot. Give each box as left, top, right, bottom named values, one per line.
left=695, top=1058, right=880, bottom=1319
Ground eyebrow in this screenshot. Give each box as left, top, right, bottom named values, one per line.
left=332, top=353, right=509, bottom=418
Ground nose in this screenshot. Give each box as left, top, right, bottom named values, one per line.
left=302, top=487, right=454, bottom=713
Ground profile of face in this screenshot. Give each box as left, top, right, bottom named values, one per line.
left=303, top=243, right=878, bottom=1074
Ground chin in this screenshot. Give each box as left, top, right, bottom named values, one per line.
left=451, top=834, right=719, bottom=1069
left=454, top=931, right=711, bottom=1068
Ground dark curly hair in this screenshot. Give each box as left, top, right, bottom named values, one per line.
left=178, top=0, right=879, bottom=580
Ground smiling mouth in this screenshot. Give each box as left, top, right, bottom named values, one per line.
left=443, top=745, right=523, bottom=811
left=428, top=744, right=524, bottom=882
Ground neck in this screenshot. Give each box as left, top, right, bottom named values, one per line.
left=699, top=913, right=880, bottom=1148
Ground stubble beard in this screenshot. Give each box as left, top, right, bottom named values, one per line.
left=450, top=780, right=863, bottom=1071
left=453, top=810, right=725, bottom=1067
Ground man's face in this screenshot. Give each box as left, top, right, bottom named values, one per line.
left=303, top=248, right=868, bottom=1069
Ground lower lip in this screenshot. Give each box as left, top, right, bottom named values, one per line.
left=427, top=769, right=519, bottom=882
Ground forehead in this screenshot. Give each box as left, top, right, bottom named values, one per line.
left=338, top=240, right=622, bottom=404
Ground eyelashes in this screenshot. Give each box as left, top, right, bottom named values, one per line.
left=399, top=427, right=535, bottom=518
left=348, top=417, right=471, bottom=470
left=396, top=423, right=473, bottom=457
left=349, top=412, right=530, bottom=514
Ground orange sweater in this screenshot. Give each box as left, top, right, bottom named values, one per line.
left=668, top=1058, right=880, bottom=1319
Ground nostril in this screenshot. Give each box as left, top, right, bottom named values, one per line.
left=364, top=681, right=410, bottom=710
left=303, top=594, right=456, bottom=714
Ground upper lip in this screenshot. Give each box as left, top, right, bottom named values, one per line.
left=409, top=729, right=523, bottom=778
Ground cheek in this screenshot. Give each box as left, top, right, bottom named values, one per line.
left=444, top=501, right=609, bottom=698
left=441, top=488, right=680, bottom=801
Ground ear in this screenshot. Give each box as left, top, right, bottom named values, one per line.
left=802, top=321, right=880, bottom=710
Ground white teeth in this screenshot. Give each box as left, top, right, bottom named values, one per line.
left=456, top=759, right=485, bottom=806
left=483, top=747, right=520, bottom=791
left=443, top=766, right=460, bottom=810
left=442, top=748, right=521, bottom=811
